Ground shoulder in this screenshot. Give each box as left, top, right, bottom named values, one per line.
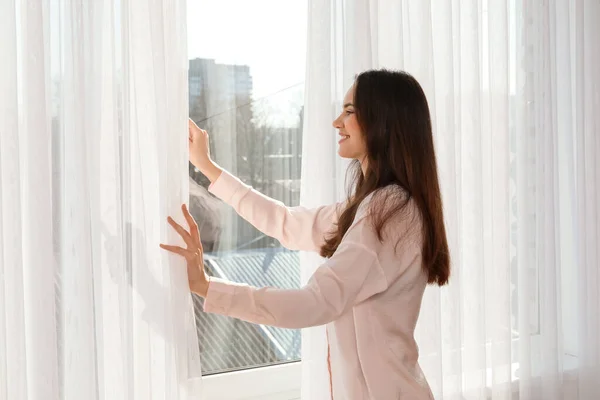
left=356, top=184, right=422, bottom=246
left=356, top=184, right=412, bottom=218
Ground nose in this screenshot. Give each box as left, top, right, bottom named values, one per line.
left=332, top=115, right=342, bottom=129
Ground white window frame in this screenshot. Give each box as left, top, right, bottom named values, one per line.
left=201, top=361, right=301, bottom=400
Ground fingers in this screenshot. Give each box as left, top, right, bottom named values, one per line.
left=188, top=118, right=208, bottom=142
left=159, top=243, right=195, bottom=258
left=189, top=119, right=203, bottom=139
left=167, top=216, right=195, bottom=247
left=182, top=204, right=201, bottom=245
left=165, top=206, right=203, bottom=252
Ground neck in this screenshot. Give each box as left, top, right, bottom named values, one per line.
left=360, top=156, right=369, bottom=176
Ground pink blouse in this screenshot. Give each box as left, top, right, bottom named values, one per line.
left=204, top=170, right=434, bottom=400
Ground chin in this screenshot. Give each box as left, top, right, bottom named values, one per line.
left=337, top=146, right=360, bottom=159
left=337, top=148, right=353, bottom=159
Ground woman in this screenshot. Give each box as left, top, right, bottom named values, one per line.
left=161, top=69, right=450, bottom=399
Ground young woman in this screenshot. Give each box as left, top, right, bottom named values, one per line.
left=161, top=69, right=450, bottom=400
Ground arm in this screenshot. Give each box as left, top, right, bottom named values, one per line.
left=188, top=120, right=338, bottom=252
left=202, top=204, right=389, bottom=329
left=208, top=167, right=340, bottom=252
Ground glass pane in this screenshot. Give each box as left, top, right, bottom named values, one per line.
left=187, top=0, right=307, bottom=375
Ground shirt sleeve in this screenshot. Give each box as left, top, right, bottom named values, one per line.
left=202, top=203, right=389, bottom=329
left=208, top=169, right=340, bottom=252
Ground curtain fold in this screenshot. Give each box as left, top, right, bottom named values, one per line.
left=301, top=1, right=600, bottom=399
left=0, top=1, right=202, bottom=399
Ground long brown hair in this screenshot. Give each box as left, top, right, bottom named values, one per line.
left=320, top=69, right=450, bottom=286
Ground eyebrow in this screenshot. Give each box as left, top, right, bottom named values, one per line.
left=343, top=103, right=354, bottom=108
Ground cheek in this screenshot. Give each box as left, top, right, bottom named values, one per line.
left=347, top=118, right=366, bottom=148
left=346, top=116, right=361, bottom=135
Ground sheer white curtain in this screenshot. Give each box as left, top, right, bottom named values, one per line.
left=0, top=1, right=202, bottom=400
left=301, top=0, right=599, bottom=399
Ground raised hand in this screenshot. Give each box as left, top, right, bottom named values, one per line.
left=188, top=118, right=223, bottom=184
left=188, top=118, right=211, bottom=170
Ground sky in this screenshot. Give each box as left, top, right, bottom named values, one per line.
left=187, top=0, right=308, bottom=126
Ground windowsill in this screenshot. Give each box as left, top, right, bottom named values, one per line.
left=201, top=361, right=301, bottom=400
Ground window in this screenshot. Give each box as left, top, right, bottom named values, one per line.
left=186, top=0, right=307, bottom=387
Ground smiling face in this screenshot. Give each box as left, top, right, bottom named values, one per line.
left=332, top=85, right=368, bottom=162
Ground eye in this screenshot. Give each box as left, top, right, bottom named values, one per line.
left=345, top=110, right=354, bottom=115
